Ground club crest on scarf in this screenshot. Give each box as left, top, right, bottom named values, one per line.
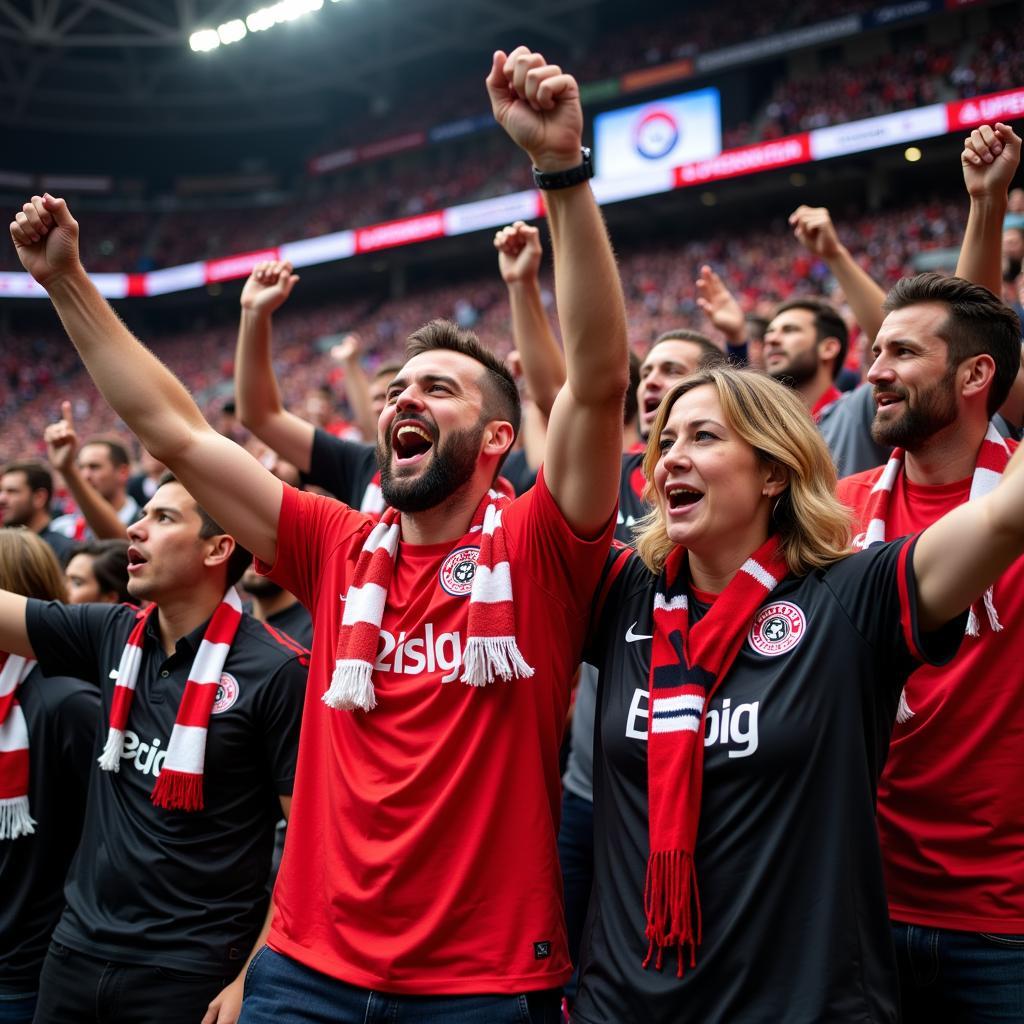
left=644, top=536, right=787, bottom=976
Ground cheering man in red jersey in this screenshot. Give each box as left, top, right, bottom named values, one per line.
left=9, top=45, right=628, bottom=1023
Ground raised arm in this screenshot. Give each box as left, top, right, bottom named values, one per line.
left=487, top=48, right=628, bottom=536
left=913, top=440, right=1024, bottom=632
left=236, top=260, right=316, bottom=473
left=790, top=205, right=887, bottom=343
left=695, top=265, right=747, bottom=357
left=494, top=220, right=566, bottom=419
left=330, top=334, right=377, bottom=441
left=956, top=122, right=1021, bottom=299
left=0, top=591, right=32, bottom=659
left=11, top=196, right=281, bottom=566
left=44, top=401, right=127, bottom=540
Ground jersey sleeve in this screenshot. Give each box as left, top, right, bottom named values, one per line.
left=254, top=655, right=307, bottom=797
left=255, top=483, right=370, bottom=615
left=822, top=537, right=966, bottom=686
left=24, top=600, right=124, bottom=687
left=502, top=467, right=617, bottom=625
left=302, top=427, right=377, bottom=506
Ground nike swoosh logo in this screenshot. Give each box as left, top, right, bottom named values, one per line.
left=625, top=622, right=653, bottom=643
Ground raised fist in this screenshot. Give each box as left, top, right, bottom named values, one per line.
left=789, top=205, right=842, bottom=260
left=494, top=221, right=543, bottom=284
left=10, top=194, right=80, bottom=287
left=487, top=47, right=583, bottom=172
left=961, top=122, right=1022, bottom=201
left=240, top=260, right=299, bottom=315
left=44, top=400, right=79, bottom=474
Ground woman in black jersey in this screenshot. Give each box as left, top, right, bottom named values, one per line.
left=573, top=366, right=1024, bottom=1024
left=0, top=530, right=98, bottom=1023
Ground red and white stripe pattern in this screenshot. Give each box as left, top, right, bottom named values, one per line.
left=0, top=653, right=37, bottom=840
left=98, top=590, right=243, bottom=812
left=326, top=488, right=532, bottom=712
left=644, top=536, right=787, bottom=976
left=359, top=472, right=385, bottom=515
left=855, top=423, right=1009, bottom=637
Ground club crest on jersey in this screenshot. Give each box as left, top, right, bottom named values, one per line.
left=747, top=601, right=806, bottom=657
left=211, top=673, right=239, bottom=714
left=438, top=546, right=479, bottom=597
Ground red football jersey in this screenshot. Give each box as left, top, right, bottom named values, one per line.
left=259, top=472, right=614, bottom=992
left=839, top=456, right=1024, bottom=931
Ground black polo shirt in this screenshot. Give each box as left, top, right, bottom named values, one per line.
left=616, top=448, right=647, bottom=544
left=575, top=538, right=965, bottom=1024
left=0, top=667, right=98, bottom=993
left=501, top=449, right=539, bottom=497
left=266, top=601, right=313, bottom=649
left=303, top=427, right=377, bottom=507
left=25, top=600, right=308, bottom=977
left=37, top=523, right=77, bottom=565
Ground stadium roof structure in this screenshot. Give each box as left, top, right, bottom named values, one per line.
left=0, top=0, right=604, bottom=135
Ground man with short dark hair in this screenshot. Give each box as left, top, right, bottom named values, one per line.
left=839, top=186, right=1024, bottom=1023
left=0, top=460, right=76, bottom=562
left=0, top=477, right=307, bottom=1024
left=9, top=44, right=628, bottom=1022
left=48, top=409, right=140, bottom=541
left=763, top=296, right=849, bottom=420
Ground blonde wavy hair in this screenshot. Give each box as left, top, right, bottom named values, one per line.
left=0, top=528, right=67, bottom=601
left=634, top=367, right=853, bottom=577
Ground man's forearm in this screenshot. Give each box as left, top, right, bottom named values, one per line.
left=235, top=308, right=315, bottom=473
left=47, top=270, right=205, bottom=462
left=236, top=308, right=286, bottom=428
left=0, top=592, right=32, bottom=660
left=956, top=195, right=1008, bottom=298
left=825, top=245, right=887, bottom=344
left=507, top=277, right=565, bottom=419
left=60, top=465, right=127, bottom=540
left=546, top=184, right=628, bottom=403
left=341, top=356, right=377, bottom=441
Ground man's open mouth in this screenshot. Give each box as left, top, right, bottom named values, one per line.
left=391, top=421, right=435, bottom=463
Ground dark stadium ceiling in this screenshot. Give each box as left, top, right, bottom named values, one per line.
left=0, top=0, right=614, bottom=135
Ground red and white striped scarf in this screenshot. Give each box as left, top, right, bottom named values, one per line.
left=854, top=422, right=1008, bottom=639
left=645, top=535, right=787, bottom=976
left=359, top=471, right=385, bottom=514
left=325, top=488, right=532, bottom=712
left=97, top=589, right=243, bottom=811
left=0, top=654, right=38, bottom=840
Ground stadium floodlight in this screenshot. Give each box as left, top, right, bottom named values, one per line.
left=218, top=19, right=248, bottom=44
left=189, top=28, right=221, bottom=52
left=246, top=0, right=323, bottom=32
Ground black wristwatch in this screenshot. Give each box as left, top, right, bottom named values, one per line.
left=532, top=147, right=594, bottom=190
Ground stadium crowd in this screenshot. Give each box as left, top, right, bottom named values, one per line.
left=1, top=36, right=1023, bottom=1024
left=0, top=3, right=1017, bottom=275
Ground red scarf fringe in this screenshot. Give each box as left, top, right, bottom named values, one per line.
left=643, top=849, right=701, bottom=977
left=150, top=770, right=204, bottom=812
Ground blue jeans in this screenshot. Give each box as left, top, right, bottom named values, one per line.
left=893, top=921, right=1024, bottom=1023
left=0, top=992, right=35, bottom=1024
left=239, top=947, right=563, bottom=1024
left=556, top=789, right=593, bottom=1005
